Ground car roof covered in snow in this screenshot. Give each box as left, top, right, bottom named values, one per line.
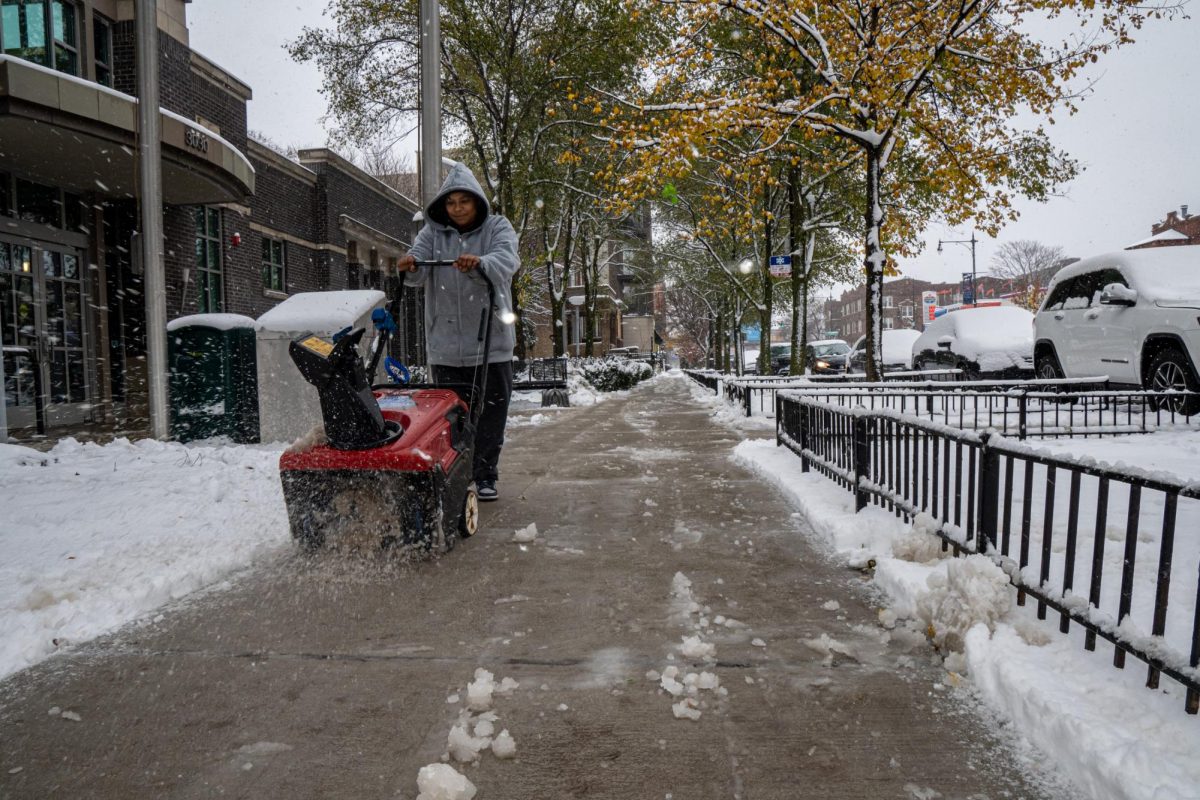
left=1046, top=246, right=1200, bottom=301
left=806, top=338, right=847, bottom=347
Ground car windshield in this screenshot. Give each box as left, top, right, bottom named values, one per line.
left=770, top=345, right=789, bottom=358
left=812, top=342, right=849, bottom=357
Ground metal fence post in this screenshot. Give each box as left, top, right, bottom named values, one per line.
left=853, top=413, right=870, bottom=511
left=745, top=385, right=752, bottom=417
left=1018, top=393, right=1028, bottom=441
left=978, top=433, right=1000, bottom=553
left=798, top=400, right=810, bottom=473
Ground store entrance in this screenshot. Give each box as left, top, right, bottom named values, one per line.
left=1, top=236, right=92, bottom=430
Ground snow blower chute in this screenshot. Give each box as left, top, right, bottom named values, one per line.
left=278, top=261, right=496, bottom=553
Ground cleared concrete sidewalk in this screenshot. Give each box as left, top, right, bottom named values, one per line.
left=0, top=373, right=1074, bottom=799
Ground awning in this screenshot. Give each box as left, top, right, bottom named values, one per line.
left=0, top=55, right=254, bottom=205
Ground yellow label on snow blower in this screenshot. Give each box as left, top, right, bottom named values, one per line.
left=300, top=336, right=334, bottom=357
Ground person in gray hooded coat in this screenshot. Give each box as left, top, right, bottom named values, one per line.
left=398, top=163, right=520, bottom=501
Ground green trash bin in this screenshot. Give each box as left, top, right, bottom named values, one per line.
left=168, top=314, right=260, bottom=443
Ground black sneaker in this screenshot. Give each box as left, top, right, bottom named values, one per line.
left=477, top=480, right=499, bottom=502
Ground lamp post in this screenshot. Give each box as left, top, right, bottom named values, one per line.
left=937, top=231, right=977, bottom=307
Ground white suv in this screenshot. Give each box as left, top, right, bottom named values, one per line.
left=1033, top=247, right=1200, bottom=410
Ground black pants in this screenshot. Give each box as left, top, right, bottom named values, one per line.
left=432, top=362, right=513, bottom=483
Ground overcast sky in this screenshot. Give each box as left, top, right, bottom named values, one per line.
left=189, top=1, right=1200, bottom=287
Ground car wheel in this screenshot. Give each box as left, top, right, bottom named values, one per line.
left=458, top=484, right=480, bottom=539
left=1146, top=349, right=1200, bottom=415
left=1035, top=351, right=1064, bottom=381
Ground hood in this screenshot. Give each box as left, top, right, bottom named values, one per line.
left=425, top=163, right=491, bottom=231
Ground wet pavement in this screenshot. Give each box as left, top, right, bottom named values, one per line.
left=0, top=374, right=1077, bottom=799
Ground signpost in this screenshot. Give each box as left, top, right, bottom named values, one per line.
left=768, top=254, right=791, bottom=278
left=921, top=291, right=937, bottom=323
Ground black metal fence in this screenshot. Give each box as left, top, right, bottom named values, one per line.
left=683, top=369, right=721, bottom=392
left=777, top=393, right=1200, bottom=713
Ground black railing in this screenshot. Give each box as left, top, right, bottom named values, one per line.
left=777, top=393, right=1200, bottom=713
left=683, top=369, right=721, bottom=393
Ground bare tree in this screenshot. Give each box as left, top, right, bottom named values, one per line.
left=991, top=240, right=1066, bottom=310
left=351, top=138, right=420, bottom=201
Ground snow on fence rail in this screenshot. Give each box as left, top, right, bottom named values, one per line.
left=726, top=377, right=1200, bottom=439
left=776, top=394, right=1200, bottom=713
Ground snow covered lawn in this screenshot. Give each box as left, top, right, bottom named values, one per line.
left=669, top=372, right=1200, bottom=800
left=0, top=437, right=289, bottom=682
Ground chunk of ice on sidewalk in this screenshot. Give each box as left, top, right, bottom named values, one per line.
left=750, top=638, right=766, bottom=648
left=496, top=676, right=520, bottom=695
left=466, top=668, right=496, bottom=711
left=447, top=720, right=491, bottom=763
left=491, top=729, right=517, bottom=759
left=679, top=635, right=715, bottom=659
left=822, top=600, right=840, bottom=611
left=416, top=763, right=477, bottom=800
left=512, top=523, right=539, bottom=543
left=672, top=698, right=702, bottom=721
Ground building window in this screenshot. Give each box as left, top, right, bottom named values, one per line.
left=883, top=295, right=893, bottom=308
left=92, top=12, right=111, bottom=86
left=15, top=177, right=61, bottom=226
left=1, top=0, right=78, bottom=75
left=2, top=0, right=49, bottom=66
left=262, top=237, right=285, bottom=292
left=50, top=0, right=75, bottom=74
left=195, top=207, right=222, bottom=312
left=883, top=317, right=894, bottom=330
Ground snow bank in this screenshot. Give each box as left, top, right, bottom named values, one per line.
left=733, top=435, right=1200, bottom=800
left=0, top=437, right=289, bottom=681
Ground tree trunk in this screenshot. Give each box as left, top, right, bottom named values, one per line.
left=863, top=146, right=885, bottom=382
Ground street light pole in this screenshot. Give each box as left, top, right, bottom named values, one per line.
left=937, top=231, right=978, bottom=307
left=136, top=0, right=168, bottom=439
left=419, top=0, right=442, bottom=206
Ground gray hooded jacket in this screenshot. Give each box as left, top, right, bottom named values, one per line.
left=404, top=163, right=520, bottom=366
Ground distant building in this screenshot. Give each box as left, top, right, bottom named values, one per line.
left=1127, top=205, right=1200, bottom=249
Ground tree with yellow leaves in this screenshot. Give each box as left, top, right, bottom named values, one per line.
left=609, top=0, right=1178, bottom=378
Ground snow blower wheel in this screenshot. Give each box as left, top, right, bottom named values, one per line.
left=460, top=484, right=480, bottom=539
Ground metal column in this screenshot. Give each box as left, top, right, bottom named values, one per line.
left=419, top=0, right=442, bottom=206
left=137, top=0, right=168, bottom=439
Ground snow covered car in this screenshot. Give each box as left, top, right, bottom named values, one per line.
left=849, top=329, right=921, bottom=373
left=1033, top=247, right=1200, bottom=411
left=911, top=306, right=1034, bottom=380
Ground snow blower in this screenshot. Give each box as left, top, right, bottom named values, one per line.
left=278, top=261, right=496, bottom=554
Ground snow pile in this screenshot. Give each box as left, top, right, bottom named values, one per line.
left=0, top=437, right=289, bottom=681
left=917, top=555, right=1012, bottom=653
left=657, top=665, right=724, bottom=722
left=651, top=572, right=732, bottom=723
left=466, top=668, right=497, bottom=711
left=511, top=523, right=539, bottom=544
left=416, top=763, right=476, bottom=800
left=732, top=434, right=1200, bottom=800
left=678, top=634, right=715, bottom=660
left=802, top=633, right=856, bottom=668
left=434, top=666, right=522, bottom=783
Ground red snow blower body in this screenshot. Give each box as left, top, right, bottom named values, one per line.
left=278, top=261, right=492, bottom=553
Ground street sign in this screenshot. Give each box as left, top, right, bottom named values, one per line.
left=962, top=272, right=975, bottom=306
left=921, top=290, right=937, bottom=322
left=768, top=254, right=791, bottom=278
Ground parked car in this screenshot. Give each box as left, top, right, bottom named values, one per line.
left=849, top=329, right=922, bottom=373
left=911, top=305, right=1034, bottom=379
left=1033, top=247, right=1200, bottom=411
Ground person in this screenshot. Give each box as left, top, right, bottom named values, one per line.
left=397, top=163, right=519, bottom=502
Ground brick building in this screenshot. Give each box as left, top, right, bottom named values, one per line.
left=1127, top=205, right=1200, bottom=249
left=2, top=0, right=421, bottom=436
left=824, top=273, right=1048, bottom=343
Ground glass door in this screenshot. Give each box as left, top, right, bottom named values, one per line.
left=0, top=237, right=91, bottom=430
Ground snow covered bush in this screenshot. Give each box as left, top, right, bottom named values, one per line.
left=574, top=357, right=654, bottom=392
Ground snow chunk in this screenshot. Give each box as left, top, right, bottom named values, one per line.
left=511, top=523, right=539, bottom=543
left=821, top=600, right=840, bottom=612
left=491, top=729, right=517, bottom=759
left=679, top=635, right=715, bottom=660
left=918, top=555, right=1011, bottom=653
left=496, top=676, right=520, bottom=695
left=750, top=638, right=766, bottom=648
left=802, top=634, right=855, bottom=667
left=447, top=719, right=491, bottom=763
left=416, top=763, right=477, bottom=800
left=466, top=668, right=496, bottom=711
left=60, top=710, right=82, bottom=722
left=672, top=698, right=702, bottom=721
